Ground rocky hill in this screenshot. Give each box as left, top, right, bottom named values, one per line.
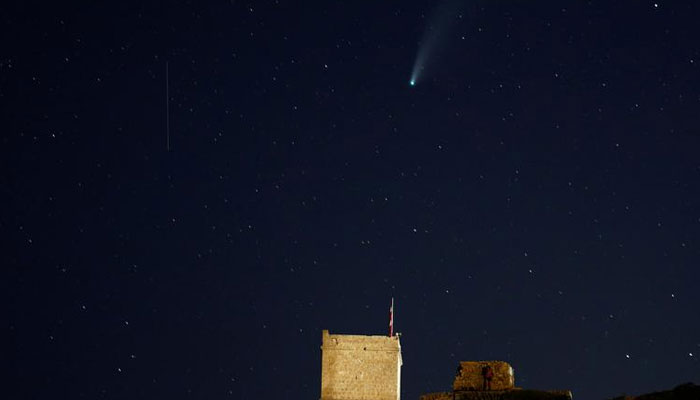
left=608, top=383, right=699, bottom=400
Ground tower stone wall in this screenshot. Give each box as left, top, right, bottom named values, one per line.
left=320, top=330, right=402, bottom=400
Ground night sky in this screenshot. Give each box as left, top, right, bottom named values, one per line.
left=4, top=1, right=700, bottom=399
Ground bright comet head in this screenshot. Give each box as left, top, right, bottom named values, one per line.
left=409, top=79, right=415, bottom=86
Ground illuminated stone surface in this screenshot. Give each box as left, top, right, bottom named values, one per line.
left=320, top=330, right=402, bottom=400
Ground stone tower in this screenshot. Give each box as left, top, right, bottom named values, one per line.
left=320, top=330, right=402, bottom=400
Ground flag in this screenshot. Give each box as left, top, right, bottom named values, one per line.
left=388, top=297, right=394, bottom=337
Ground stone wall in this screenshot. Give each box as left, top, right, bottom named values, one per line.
left=420, top=392, right=453, bottom=400
left=454, top=361, right=515, bottom=391
left=320, top=330, right=402, bottom=400
left=423, top=390, right=572, bottom=400
left=457, top=390, right=572, bottom=400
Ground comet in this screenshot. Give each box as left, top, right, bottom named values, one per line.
left=410, top=1, right=463, bottom=86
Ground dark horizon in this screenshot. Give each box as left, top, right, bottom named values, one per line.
left=5, top=1, right=699, bottom=399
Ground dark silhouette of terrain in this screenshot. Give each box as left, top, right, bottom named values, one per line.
left=608, top=383, right=699, bottom=400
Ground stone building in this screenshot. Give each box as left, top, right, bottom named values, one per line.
left=454, top=361, right=515, bottom=392
left=421, top=360, right=572, bottom=400
left=320, top=330, right=402, bottom=400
